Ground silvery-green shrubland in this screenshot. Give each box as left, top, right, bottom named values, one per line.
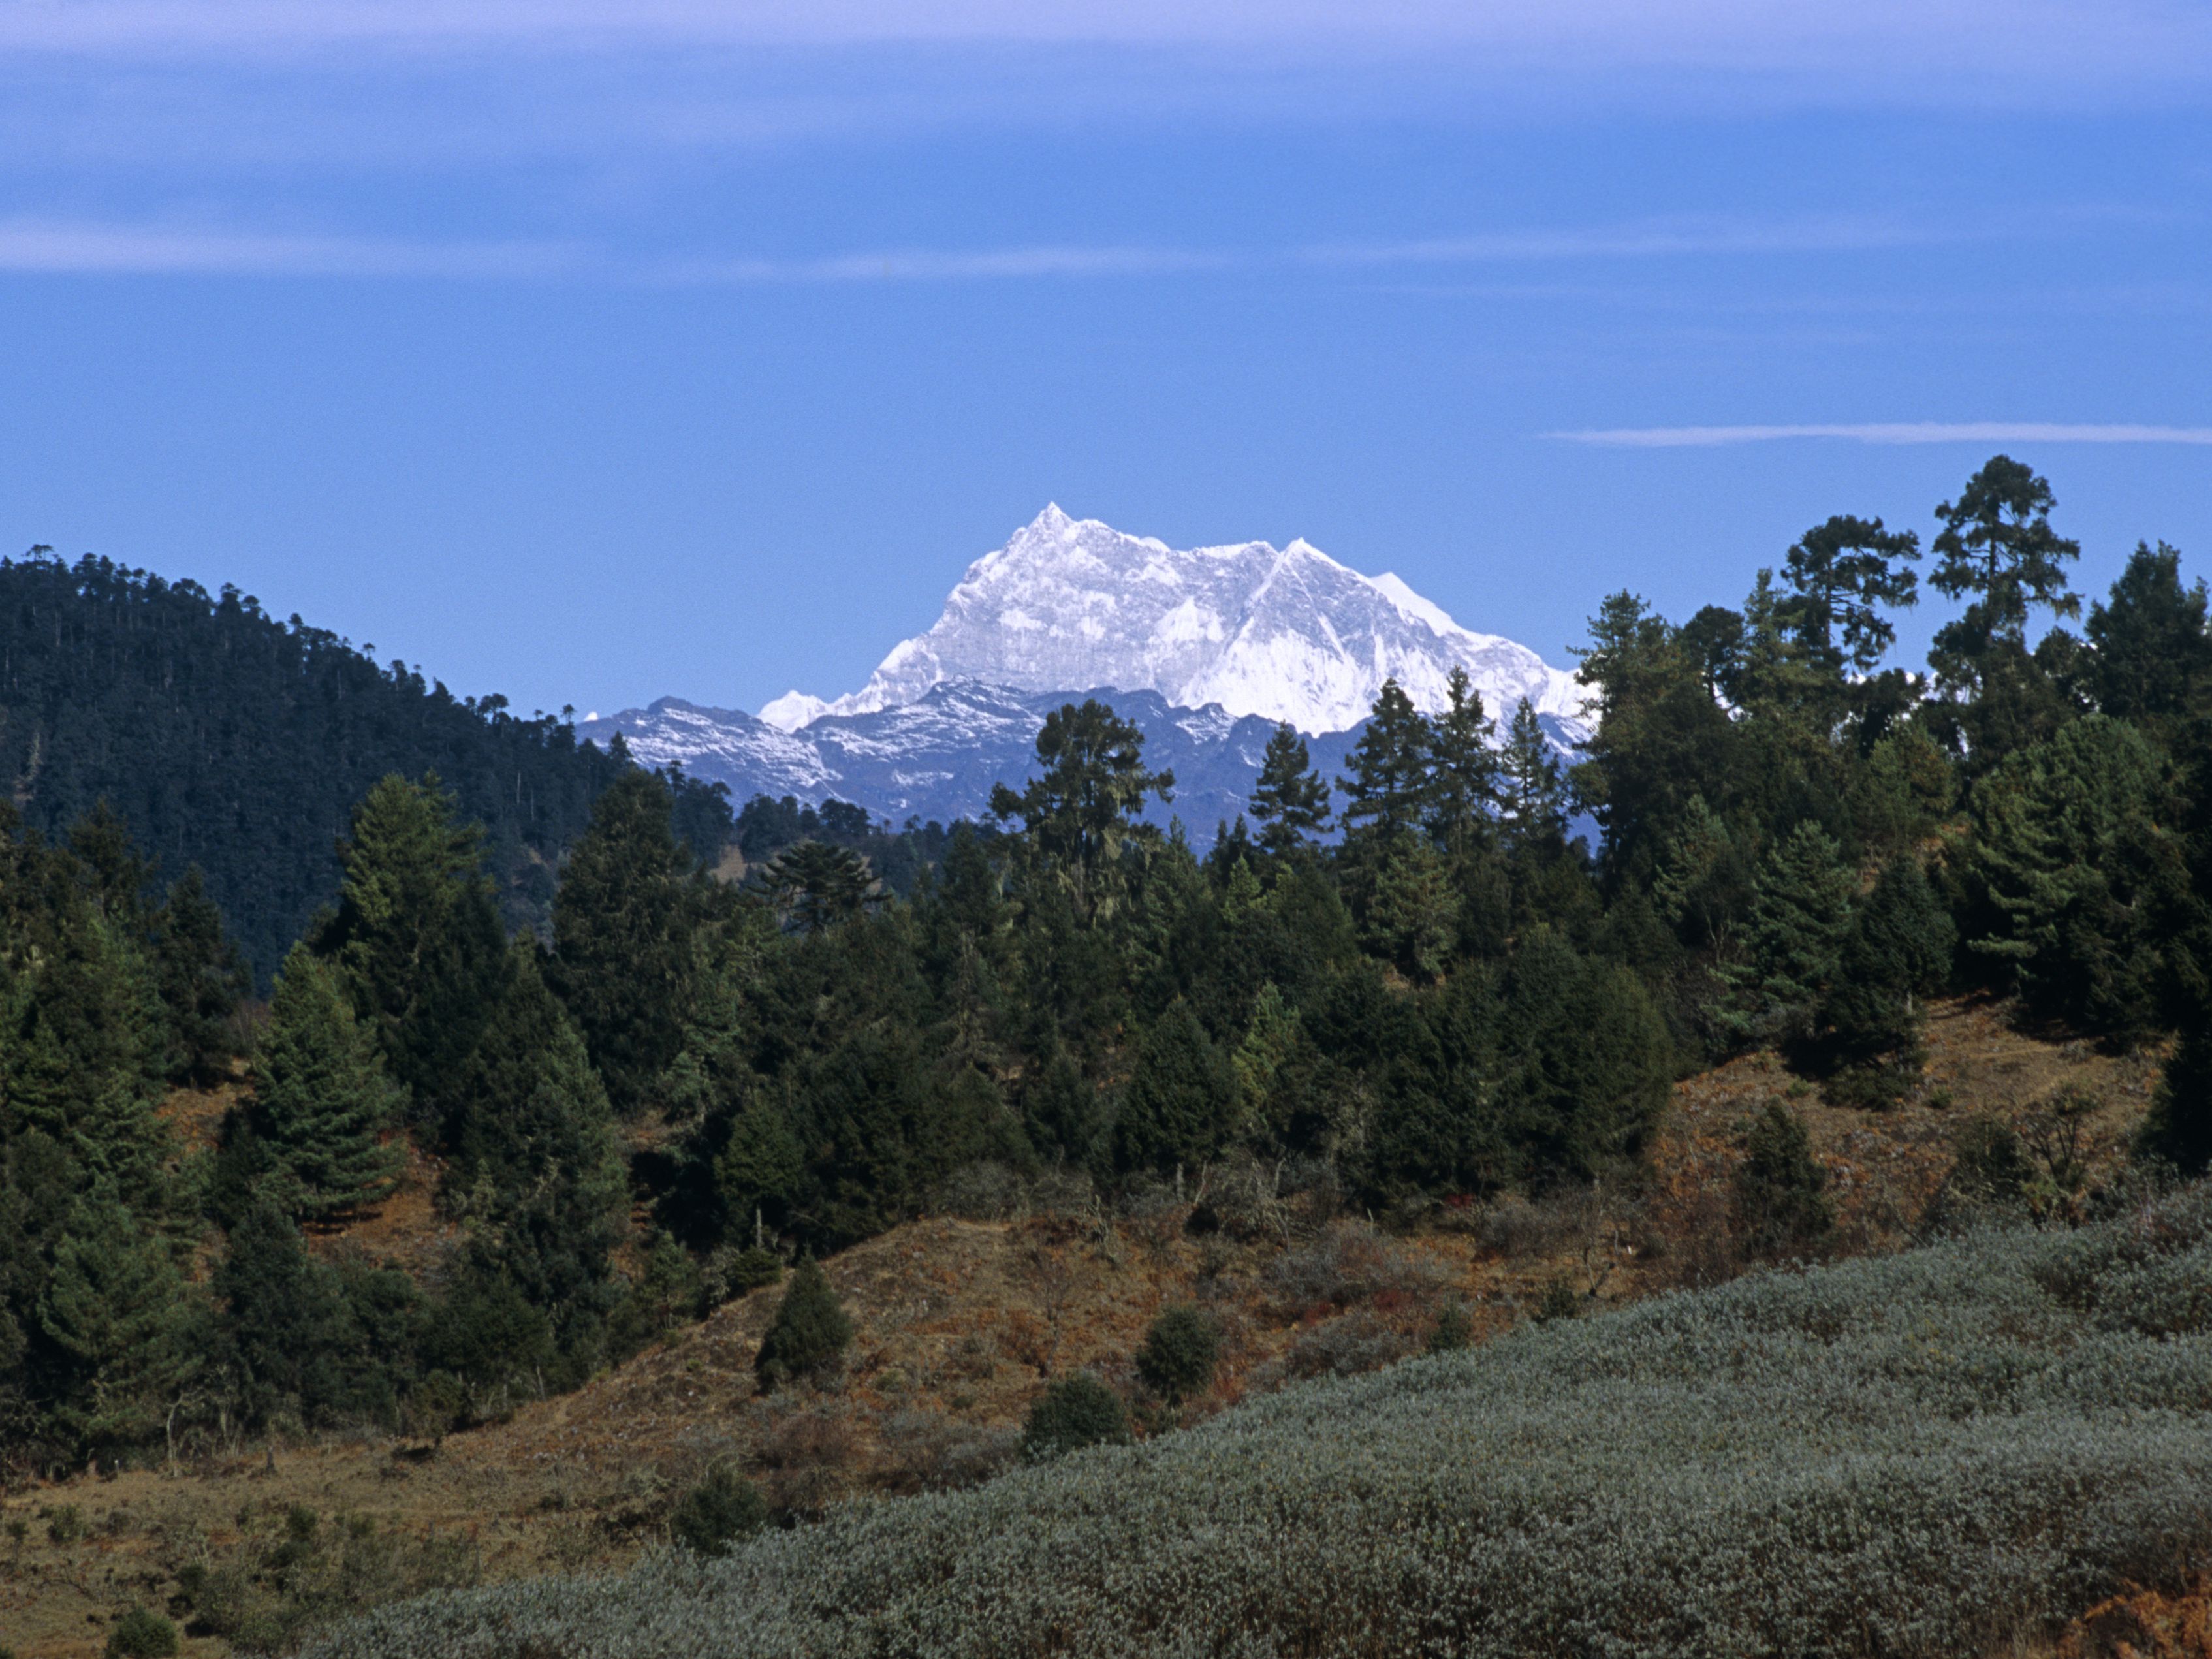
left=308, top=1182, right=2212, bottom=1659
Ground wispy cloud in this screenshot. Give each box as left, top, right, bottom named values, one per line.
left=1550, top=422, right=2212, bottom=447
left=0, top=219, right=572, bottom=277
left=0, top=211, right=1983, bottom=283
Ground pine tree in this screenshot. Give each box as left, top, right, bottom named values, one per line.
left=319, top=774, right=507, bottom=1123
left=150, top=868, right=248, bottom=1084
left=212, top=1196, right=349, bottom=1428
left=1496, top=699, right=1570, bottom=853
left=552, top=770, right=698, bottom=1114
left=1778, top=514, right=1921, bottom=675
left=1718, top=821, right=1856, bottom=1045
left=38, top=1183, right=196, bottom=1450
left=761, top=840, right=874, bottom=934
left=1248, top=723, right=1331, bottom=858
left=1734, top=1103, right=1833, bottom=1260
left=449, top=945, right=629, bottom=1372
left=1113, top=998, right=1239, bottom=1175
left=1823, top=857, right=1956, bottom=1101
left=989, top=700, right=1173, bottom=924
left=251, top=944, right=403, bottom=1220
left=2087, top=541, right=2212, bottom=736
left=1368, top=836, right=1455, bottom=981
left=1338, top=680, right=1432, bottom=851
left=753, top=1256, right=853, bottom=1390
left=1425, top=667, right=1499, bottom=861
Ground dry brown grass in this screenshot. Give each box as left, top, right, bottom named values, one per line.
left=1, top=996, right=2163, bottom=1658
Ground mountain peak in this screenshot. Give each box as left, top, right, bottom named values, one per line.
left=769, top=508, right=1585, bottom=737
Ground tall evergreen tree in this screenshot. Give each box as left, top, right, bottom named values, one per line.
left=150, top=868, right=248, bottom=1084
left=1425, top=667, right=1499, bottom=861
left=1718, top=821, right=1856, bottom=1044
left=1338, top=680, right=1432, bottom=851
left=251, top=945, right=403, bottom=1220
left=1496, top=699, right=1570, bottom=852
left=1248, top=723, right=1332, bottom=858
left=2087, top=541, right=2212, bottom=735
left=552, top=768, right=698, bottom=1115
left=37, top=1183, right=196, bottom=1451
left=761, top=840, right=875, bottom=934
left=1779, top=514, right=1921, bottom=676
left=1822, top=857, right=1956, bottom=1099
left=989, top=700, right=1173, bottom=924
left=319, top=774, right=507, bottom=1124
left=1113, top=998, right=1239, bottom=1175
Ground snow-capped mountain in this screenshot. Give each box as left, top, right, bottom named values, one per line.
left=759, top=505, right=1585, bottom=739
left=580, top=507, right=1589, bottom=844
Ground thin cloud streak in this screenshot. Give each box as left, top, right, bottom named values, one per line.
left=1551, top=422, right=2212, bottom=447
left=0, top=212, right=1980, bottom=284
left=0, top=219, right=573, bottom=278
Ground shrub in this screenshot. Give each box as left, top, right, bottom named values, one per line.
left=1735, top=1102, right=1834, bottom=1260
left=1532, top=1274, right=1581, bottom=1323
left=753, top=1259, right=853, bottom=1391
left=104, top=1607, right=178, bottom=1659
left=1427, top=1302, right=1474, bottom=1353
left=1020, top=1376, right=1131, bottom=1462
left=667, top=1466, right=768, bottom=1558
left=300, top=1181, right=2212, bottom=1659
left=1135, top=1305, right=1220, bottom=1402
left=702, top=1246, right=782, bottom=1308
left=46, top=1504, right=84, bottom=1544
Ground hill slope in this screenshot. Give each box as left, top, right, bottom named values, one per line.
left=311, top=1176, right=2212, bottom=1659
left=0, top=551, right=727, bottom=977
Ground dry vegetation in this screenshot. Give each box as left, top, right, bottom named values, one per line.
left=0, top=996, right=2168, bottom=1658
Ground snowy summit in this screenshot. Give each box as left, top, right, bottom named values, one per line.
left=760, top=505, right=1585, bottom=738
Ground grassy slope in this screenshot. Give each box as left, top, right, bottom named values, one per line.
left=0, top=1000, right=2175, bottom=1656
left=313, top=1180, right=2212, bottom=1659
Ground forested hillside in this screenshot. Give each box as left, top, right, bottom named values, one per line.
left=3, top=456, right=2212, bottom=1656
left=0, top=549, right=733, bottom=978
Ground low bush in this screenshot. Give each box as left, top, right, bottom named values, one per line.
left=1020, top=1376, right=1130, bottom=1462
left=306, top=1181, right=2212, bottom=1659
left=1133, top=1305, right=1220, bottom=1402
left=753, top=1259, right=853, bottom=1391
left=667, top=1466, right=768, bottom=1557
left=103, top=1607, right=177, bottom=1659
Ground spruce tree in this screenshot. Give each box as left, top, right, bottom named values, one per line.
left=150, top=868, right=248, bottom=1084
left=449, top=945, right=628, bottom=1372
left=988, top=699, right=1173, bottom=924
left=251, top=945, right=403, bottom=1220
left=320, top=774, right=507, bottom=1123
left=1368, top=836, right=1455, bottom=981
left=753, top=1256, right=853, bottom=1390
left=1248, top=723, right=1332, bottom=858
left=1823, top=858, right=1956, bottom=1101
left=1338, top=679, right=1432, bottom=851
left=1735, top=1103, right=1833, bottom=1260
left=1113, top=998, right=1239, bottom=1175
left=1496, top=699, right=1570, bottom=853
left=551, top=768, right=697, bottom=1113
left=1718, top=821, right=1856, bottom=1045
left=1426, top=667, right=1499, bottom=862
left=212, top=1196, right=348, bottom=1428
left=2086, top=541, right=2212, bottom=735
left=38, top=1182, right=195, bottom=1450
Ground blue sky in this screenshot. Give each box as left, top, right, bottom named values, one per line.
left=3, top=1, right=2209, bottom=721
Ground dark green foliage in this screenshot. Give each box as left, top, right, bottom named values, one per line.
left=213, top=1197, right=416, bottom=1431
left=447, top=947, right=627, bottom=1375
left=989, top=699, right=1173, bottom=924
left=0, top=551, right=727, bottom=981
left=761, top=840, right=875, bottom=933
left=1969, top=714, right=2185, bottom=1043
left=551, top=769, right=698, bottom=1115
left=251, top=945, right=403, bottom=1219
left=608, top=1231, right=704, bottom=1359
left=754, top=1257, right=853, bottom=1390
left=1427, top=1302, right=1473, bottom=1353
left=1719, top=821, right=1855, bottom=1045
left=150, top=868, right=249, bottom=1083
left=2087, top=541, right=2212, bottom=735
left=1496, top=699, right=1571, bottom=853
left=1779, top=514, right=1921, bottom=676
left=37, top=1183, right=196, bottom=1451
left=317, top=774, right=507, bottom=1124
left=669, top=1466, right=769, bottom=1556
left=2141, top=1025, right=2212, bottom=1177
left=1338, top=679, right=1432, bottom=861
left=1249, top=723, right=1332, bottom=857
left=1425, top=667, right=1498, bottom=861
left=733, top=795, right=951, bottom=898
left=1021, top=1374, right=1131, bottom=1461
left=1735, top=1103, right=1833, bottom=1260
left=103, top=1606, right=178, bottom=1659
left=1822, top=857, right=1956, bottom=1100
left=1114, top=1000, right=1239, bottom=1175
left=1136, top=1304, right=1220, bottom=1402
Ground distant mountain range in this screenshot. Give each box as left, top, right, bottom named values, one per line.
left=578, top=507, right=1588, bottom=836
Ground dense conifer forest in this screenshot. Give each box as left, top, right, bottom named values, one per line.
left=2, top=453, right=2209, bottom=1502
left=0, top=548, right=733, bottom=979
